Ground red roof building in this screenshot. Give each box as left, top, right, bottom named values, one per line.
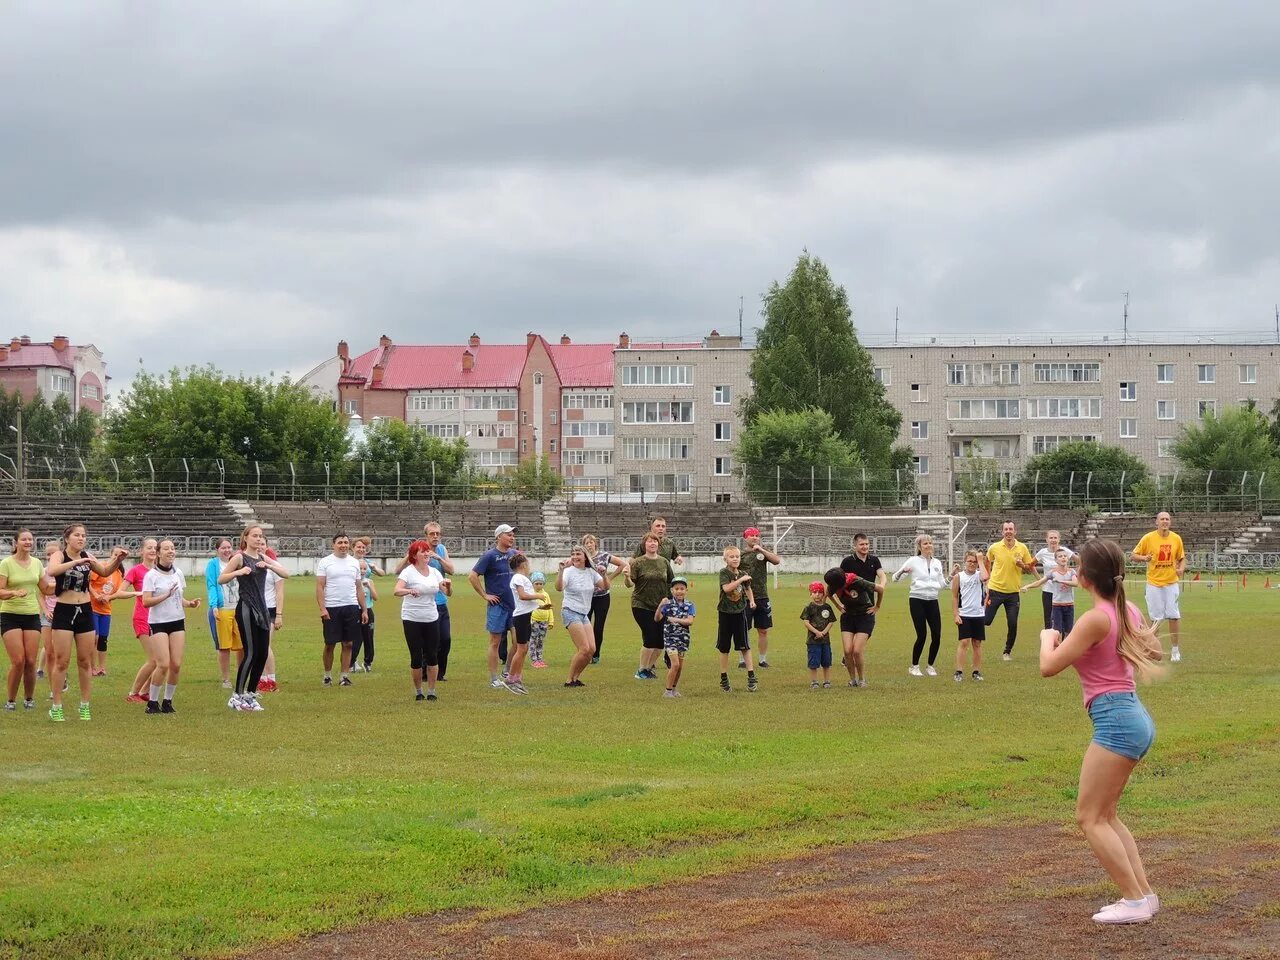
left=0, top=335, right=108, bottom=415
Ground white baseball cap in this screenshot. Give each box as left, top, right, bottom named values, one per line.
left=494, top=524, right=516, bottom=537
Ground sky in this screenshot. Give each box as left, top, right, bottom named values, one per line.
left=3, top=1, right=1280, bottom=396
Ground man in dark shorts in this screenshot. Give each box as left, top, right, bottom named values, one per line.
left=737, top=527, right=780, bottom=668
left=315, top=533, right=367, bottom=687
left=839, top=533, right=885, bottom=687
left=468, top=523, right=518, bottom=689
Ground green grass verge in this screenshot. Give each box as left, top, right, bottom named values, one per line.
left=2, top=575, right=1277, bottom=959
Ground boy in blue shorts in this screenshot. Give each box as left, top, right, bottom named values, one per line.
left=800, top=580, right=835, bottom=688
left=657, top=576, right=695, bottom=698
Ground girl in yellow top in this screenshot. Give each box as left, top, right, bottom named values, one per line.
left=0, top=528, right=50, bottom=711
left=529, top=571, right=554, bottom=668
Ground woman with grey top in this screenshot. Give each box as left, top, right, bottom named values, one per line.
left=580, top=533, right=628, bottom=665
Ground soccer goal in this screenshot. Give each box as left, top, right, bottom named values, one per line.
left=769, top=514, right=969, bottom=584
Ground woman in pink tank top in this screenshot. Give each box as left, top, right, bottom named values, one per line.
left=1039, top=538, right=1164, bottom=926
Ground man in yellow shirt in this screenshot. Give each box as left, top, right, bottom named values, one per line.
left=981, top=521, right=1036, bottom=661
left=1131, top=511, right=1186, bottom=661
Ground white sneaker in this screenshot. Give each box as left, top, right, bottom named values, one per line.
left=908, top=665, right=923, bottom=676
left=227, top=694, right=242, bottom=710
left=490, top=678, right=506, bottom=689
left=1146, top=893, right=1160, bottom=915
left=1002, top=653, right=1012, bottom=662
left=924, top=665, right=937, bottom=676
left=1171, top=647, right=1181, bottom=662
left=221, top=679, right=232, bottom=689
left=1092, top=899, right=1153, bottom=924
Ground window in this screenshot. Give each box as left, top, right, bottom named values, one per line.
left=471, top=450, right=517, bottom=468
left=563, top=392, right=613, bottom=409
left=946, top=398, right=1020, bottom=420
left=714, top=421, right=732, bottom=441
left=1198, top=399, right=1217, bottom=418
left=533, top=372, right=543, bottom=385
left=914, top=456, right=929, bottom=476
left=410, top=394, right=458, bottom=411
left=469, top=423, right=514, bottom=439
left=81, top=383, right=100, bottom=400
left=1197, top=364, right=1216, bottom=384
left=1119, top=418, right=1137, bottom=439
left=562, top=449, right=613, bottom=466
left=1156, top=363, right=1174, bottom=383
left=713, top=456, right=733, bottom=476
left=1240, top=364, right=1257, bottom=384
left=564, top=421, right=614, bottom=437
left=344, top=399, right=359, bottom=415
left=1033, top=362, right=1100, bottom=383
left=951, top=438, right=1017, bottom=459
left=464, top=393, right=518, bottom=410
left=1030, top=435, right=1098, bottom=455
left=1156, top=400, right=1175, bottom=420
left=549, top=439, right=557, bottom=453
left=714, top=493, right=733, bottom=504
left=910, top=383, right=928, bottom=402
left=946, top=362, right=1020, bottom=386
left=1156, top=438, right=1173, bottom=458
left=549, top=412, right=558, bottom=425
left=628, top=473, right=691, bottom=494
left=713, top=385, right=732, bottom=405
left=419, top=423, right=461, bottom=438
left=51, top=373, right=72, bottom=394
left=874, top=367, right=891, bottom=385
left=1119, top=381, right=1136, bottom=401
left=521, top=439, right=528, bottom=453
left=621, top=365, right=693, bottom=386
left=622, top=437, right=693, bottom=460
left=910, top=420, right=928, bottom=440
left=621, top=401, right=694, bottom=424
left=1029, top=397, right=1102, bottom=419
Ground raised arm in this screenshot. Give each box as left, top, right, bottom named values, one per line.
left=1039, top=608, right=1108, bottom=677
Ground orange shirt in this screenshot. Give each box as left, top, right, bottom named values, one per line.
left=89, top=568, right=125, bottom=616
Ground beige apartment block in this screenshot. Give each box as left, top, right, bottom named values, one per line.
left=867, top=341, right=1280, bottom=506
left=612, top=332, right=753, bottom=499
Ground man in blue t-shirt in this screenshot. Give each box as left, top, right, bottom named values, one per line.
left=468, top=523, right=517, bottom=688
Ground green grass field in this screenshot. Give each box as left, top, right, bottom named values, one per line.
left=3, top=574, right=1278, bottom=960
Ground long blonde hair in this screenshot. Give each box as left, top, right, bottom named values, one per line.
left=1078, top=539, right=1162, bottom=678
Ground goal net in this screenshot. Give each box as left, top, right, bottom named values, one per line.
left=769, top=514, right=968, bottom=583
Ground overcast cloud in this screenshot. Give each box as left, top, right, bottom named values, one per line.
left=3, top=1, right=1279, bottom=393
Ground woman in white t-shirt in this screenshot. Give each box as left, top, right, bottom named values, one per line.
left=557, top=545, right=605, bottom=688
left=393, top=539, right=446, bottom=702
left=892, top=534, right=948, bottom=676
left=141, top=539, right=202, bottom=714
left=504, top=553, right=541, bottom=695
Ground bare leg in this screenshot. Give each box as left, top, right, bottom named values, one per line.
left=3, top=630, right=24, bottom=702
left=74, top=632, right=95, bottom=701
left=842, top=631, right=857, bottom=680
left=340, top=641, right=353, bottom=675
left=218, top=649, right=231, bottom=683
left=757, top=628, right=769, bottom=661
left=322, top=643, right=335, bottom=673
left=1076, top=743, right=1146, bottom=900
left=49, top=630, right=74, bottom=708
left=972, top=640, right=983, bottom=671
left=666, top=651, right=683, bottom=689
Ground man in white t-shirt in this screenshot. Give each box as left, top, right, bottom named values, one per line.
left=315, top=533, right=367, bottom=687
left=1033, top=530, right=1075, bottom=632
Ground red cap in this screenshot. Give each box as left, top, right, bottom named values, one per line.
left=808, top=581, right=826, bottom=592
left=743, top=527, right=761, bottom=539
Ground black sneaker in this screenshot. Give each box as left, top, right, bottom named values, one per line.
left=737, top=660, right=747, bottom=669
left=415, top=692, right=426, bottom=701
left=571, top=679, right=585, bottom=687
left=758, top=659, right=770, bottom=668
left=426, top=693, right=438, bottom=701
left=972, top=671, right=984, bottom=682
left=145, top=700, right=160, bottom=714
left=590, top=656, right=600, bottom=665
left=160, top=699, right=175, bottom=714
left=747, top=674, right=758, bottom=693
left=323, top=676, right=332, bottom=687
left=339, top=676, right=353, bottom=687
left=953, top=670, right=963, bottom=682
left=720, top=675, right=731, bottom=692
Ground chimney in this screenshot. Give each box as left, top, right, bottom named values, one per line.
left=618, top=332, right=630, bottom=349
left=462, top=350, right=475, bottom=372
left=337, top=340, right=349, bottom=360
left=0, top=346, right=8, bottom=362
left=19, top=336, right=30, bottom=346
left=53, top=335, right=70, bottom=351
left=560, top=334, right=571, bottom=345
left=379, top=334, right=391, bottom=349
left=468, top=333, right=480, bottom=347
left=709, top=329, right=719, bottom=337
left=9, top=337, right=20, bottom=352
left=371, top=363, right=384, bottom=385
left=526, top=332, right=538, bottom=347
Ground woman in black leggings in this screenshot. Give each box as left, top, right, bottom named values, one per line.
left=891, top=535, right=947, bottom=676
left=219, top=525, right=290, bottom=711
left=580, top=533, right=627, bottom=665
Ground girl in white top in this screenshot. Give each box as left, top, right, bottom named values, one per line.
left=394, top=540, right=447, bottom=701
left=503, top=554, right=540, bottom=695
left=1033, top=530, right=1075, bottom=631
left=892, top=534, right=948, bottom=676
left=141, top=539, right=202, bottom=713
left=557, top=545, right=606, bottom=688
left=951, top=549, right=989, bottom=682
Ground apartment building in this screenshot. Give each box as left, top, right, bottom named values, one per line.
left=867, top=341, right=1280, bottom=506
left=0, top=335, right=107, bottom=415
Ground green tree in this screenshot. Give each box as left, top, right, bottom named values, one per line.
left=349, top=418, right=469, bottom=495
left=743, top=252, right=911, bottom=480
left=502, top=455, right=562, bottom=501
left=955, top=452, right=1011, bottom=509
left=1167, top=405, right=1280, bottom=508
left=1010, top=441, right=1150, bottom=509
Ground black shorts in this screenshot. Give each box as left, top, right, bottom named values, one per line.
left=958, top=617, right=986, bottom=642
left=716, top=610, right=750, bottom=653
left=840, top=611, right=876, bottom=637
left=0, top=613, right=41, bottom=633
left=746, top=598, right=773, bottom=630
left=52, top=601, right=94, bottom=633
left=322, top=605, right=362, bottom=645
left=149, top=619, right=186, bottom=636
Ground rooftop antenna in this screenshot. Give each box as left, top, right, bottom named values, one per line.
left=1123, top=292, right=1129, bottom=343
left=1275, top=303, right=1279, bottom=343
left=738, top=296, right=744, bottom=340
left=894, top=307, right=899, bottom=344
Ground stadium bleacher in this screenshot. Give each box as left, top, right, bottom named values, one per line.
left=0, top=494, right=243, bottom=552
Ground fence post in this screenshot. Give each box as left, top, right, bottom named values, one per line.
left=1205, top=470, right=1212, bottom=510
left=78, top=456, right=87, bottom=490
left=215, top=458, right=225, bottom=496
left=862, top=467, right=866, bottom=502
left=396, top=461, right=401, bottom=500
left=324, top=461, right=331, bottom=500
left=361, top=460, right=366, bottom=499
left=1119, top=470, right=1126, bottom=513
left=1085, top=471, right=1092, bottom=506
left=1069, top=470, right=1075, bottom=507
left=110, top=458, right=120, bottom=484
left=289, top=461, right=296, bottom=500
left=810, top=465, right=815, bottom=505
left=146, top=457, right=155, bottom=490
left=827, top=465, right=832, bottom=506
left=1240, top=471, right=1248, bottom=511
left=430, top=461, right=436, bottom=500
left=254, top=460, right=261, bottom=498
left=1034, top=469, right=1040, bottom=510
left=1259, top=472, right=1267, bottom=510
left=1172, top=469, right=1180, bottom=511
left=776, top=465, right=780, bottom=505
left=896, top=468, right=901, bottom=506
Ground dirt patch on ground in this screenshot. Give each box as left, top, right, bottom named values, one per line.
left=243, top=824, right=1279, bottom=960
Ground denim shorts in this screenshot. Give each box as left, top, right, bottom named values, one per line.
left=807, top=641, right=833, bottom=670
left=485, top=604, right=513, bottom=635
left=1088, top=691, right=1156, bottom=761
left=562, top=608, right=591, bottom=627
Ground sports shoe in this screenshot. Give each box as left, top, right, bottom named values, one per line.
left=1171, top=647, right=1181, bottom=662
left=925, top=665, right=937, bottom=676
left=972, top=671, right=984, bottom=682
left=490, top=678, right=506, bottom=689
left=351, top=662, right=364, bottom=673
left=227, top=694, right=242, bottom=710
left=426, top=692, right=438, bottom=701
left=590, top=656, right=600, bottom=665
left=821, top=681, right=831, bottom=689
left=954, top=671, right=963, bottom=682
left=847, top=679, right=859, bottom=688
left=145, top=700, right=161, bottom=714
left=738, top=660, right=746, bottom=669
left=415, top=692, right=426, bottom=701
left=242, top=696, right=265, bottom=712
left=260, top=679, right=277, bottom=692
left=720, top=676, right=731, bottom=692
left=634, top=669, right=648, bottom=680
left=78, top=703, right=91, bottom=721
left=49, top=704, right=65, bottom=722
left=339, top=676, right=352, bottom=687
left=747, top=675, right=758, bottom=693
left=3, top=701, right=14, bottom=711
left=1092, top=899, right=1153, bottom=924
left=23, top=699, right=34, bottom=709
left=507, top=680, right=528, bottom=695
left=670, top=689, right=682, bottom=698
left=160, top=700, right=175, bottom=714
left=126, top=692, right=146, bottom=703
left=92, top=669, right=106, bottom=677
left=532, top=660, right=548, bottom=669
left=36, top=669, right=44, bottom=679
left=908, top=665, right=923, bottom=676
left=663, top=689, right=677, bottom=698
left=758, top=659, right=770, bottom=668
left=322, top=676, right=332, bottom=687
left=1146, top=893, right=1160, bottom=914
left=222, top=679, right=232, bottom=689
left=811, top=681, right=820, bottom=690
left=1002, top=652, right=1012, bottom=661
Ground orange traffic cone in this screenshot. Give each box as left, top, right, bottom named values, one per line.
left=1193, top=572, right=1201, bottom=581
left=1242, top=572, right=1248, bottom=589
left=1265, top=576, right=1272, bottom=589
